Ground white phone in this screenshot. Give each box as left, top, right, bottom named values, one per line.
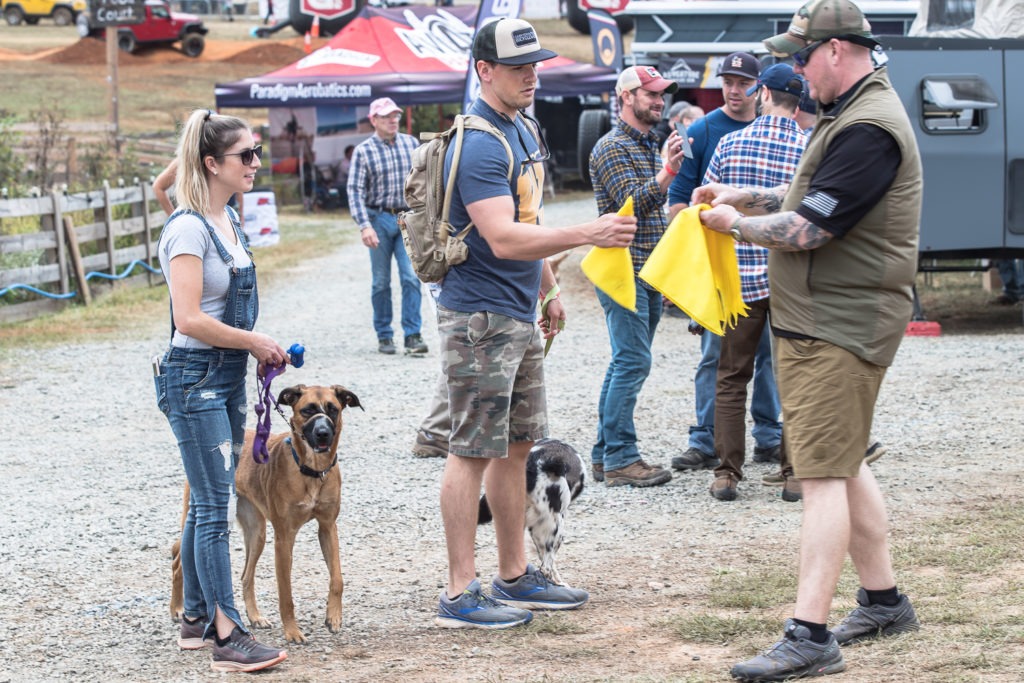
left=675, top=122, right=694, bottom=159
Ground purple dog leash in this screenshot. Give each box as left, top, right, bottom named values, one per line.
left=252, top=343, right=305, bottom=464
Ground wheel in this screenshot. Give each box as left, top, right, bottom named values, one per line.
left=75, top=11, right=90, bottom=37
left=4, top=6, right=24, bottom=25
left=117, top=31, right=136, bottom=53
left=181, top=32, right=204, bottom=58
left=566, top=1, right=634, bottom=36
left=51, top=7, right=72, bottom=25
left=577, top=108, right=611, bottom=186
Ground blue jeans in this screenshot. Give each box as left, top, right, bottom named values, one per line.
left=156, top=347, right=249, bottom=633
left=592, top=284, right=662, bottom=472
left=368, top=209, right=422, bottom=340
left=688, top=322, right=781, bottom=455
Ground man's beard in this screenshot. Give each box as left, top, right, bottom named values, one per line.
left=633, top=101, right=661, bottom=126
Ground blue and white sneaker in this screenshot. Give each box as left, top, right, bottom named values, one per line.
left=435, top=579, right=533, bottom=629
left=491, top=564, right=589, bottom=610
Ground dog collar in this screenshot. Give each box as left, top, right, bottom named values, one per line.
left=285, top=437, right=337, bottom=480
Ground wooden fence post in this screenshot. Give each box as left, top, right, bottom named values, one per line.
left=102, top=180, right=115, bottom=277
left=141, top=180, right=157, bottom=286
left=50, top=189, right=70, bottom=296
left=63, top=215, right=92, bottom=306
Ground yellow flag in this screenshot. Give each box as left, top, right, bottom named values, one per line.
left=639, top=204, right=748, bottom=335
left=580, top=196, right=637, bottom=312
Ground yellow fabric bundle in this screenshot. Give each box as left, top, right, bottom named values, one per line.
left=580, top=196, right=637, bottom=312
left=638, top=204, right=748, bottom=335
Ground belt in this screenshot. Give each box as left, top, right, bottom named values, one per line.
left=367, top=205, right=404, bottom=215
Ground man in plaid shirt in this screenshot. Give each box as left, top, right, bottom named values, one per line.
left=588, top=65, right=688, bottom=488
left=700, top=63, right=807, bottom=501
left=347, top=97, right=427, bottom=356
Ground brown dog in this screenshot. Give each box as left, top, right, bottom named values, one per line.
left=169, top=384, right=362, bottom=644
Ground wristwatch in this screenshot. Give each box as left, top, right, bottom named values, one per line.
left=730, top=223, right=743, bottom=241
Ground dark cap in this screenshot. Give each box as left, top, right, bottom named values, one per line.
left=764, top=0, right=878, bottom=57
left=798, top=79, right=818, bottom=114
left=717, top=52, right=761, bottom=80
left=745, top=63, right=805, bottom=97
left=472, top=18, right=558, bottom=66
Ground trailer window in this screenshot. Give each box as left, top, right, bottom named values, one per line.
left=920, top=75, right=998, bottom=133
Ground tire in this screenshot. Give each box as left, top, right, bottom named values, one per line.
left=117, top=31, right=136, bottom=53
left=181, top=32, right=204, bottom=58
left=4, top=6, right=24, bottom=25
left=577, top=108, right=611, bottom=186
left=75, top=12, right=90, bottom=37
left=52, top=7, right=72, bottom=25
left=566, top=1, right=634, bottom=36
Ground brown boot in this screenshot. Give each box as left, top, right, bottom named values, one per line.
left=782, top=476, right=803, bottom=502
left=605, top=459, right=672, bottom=488
left=710, top=474, right=738, bottom=501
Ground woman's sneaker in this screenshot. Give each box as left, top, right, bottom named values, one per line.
left=435, top=579, right=533, bottom=629
left=178, top=616, right=211, bottom=650
left=491, top=564, right=589, bottom=610
left=210, top=627, right=287, bottom=673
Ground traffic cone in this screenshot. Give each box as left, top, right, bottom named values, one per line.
left=311, top=14, right=320, bottom=38
left=304, top=30, right=312, bottom=54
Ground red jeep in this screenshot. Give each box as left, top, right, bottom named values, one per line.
left=77, top=0, right=207, bottom=57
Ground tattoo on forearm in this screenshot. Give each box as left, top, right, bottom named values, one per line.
left=751, top=214, right=833, bottom=251
left=743, top=189, right=783, bottom=214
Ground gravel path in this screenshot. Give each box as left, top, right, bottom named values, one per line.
left=1, top=196, right=1022, bottom=682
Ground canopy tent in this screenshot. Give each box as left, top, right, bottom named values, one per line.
left=215, top=5, right=618, bottom=109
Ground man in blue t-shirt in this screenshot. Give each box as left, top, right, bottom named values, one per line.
left=666, top=52, right=785, bottom=477
left=431, top=18, right=638, bottom=631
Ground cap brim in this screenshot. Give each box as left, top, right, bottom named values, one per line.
left=652, top=78, right=679, bottom=94
left=763, top=32, right=808, bottom=58
left=745, top=84, right=760, bottom=96
left=495, top=48, right=558, bottom=66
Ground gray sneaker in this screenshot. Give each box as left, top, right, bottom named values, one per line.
left=404, top=333, right=428, bottom=355
left=435, top=579, right=533, bottom=629
left=671, top=447, right=720, bottom=471
left=833, top=588, right=920, bottom=646
left=730, top=619, right=845, bottom=682
left=210, top=627, right=287, bottom=673
left=178, top=616, right=211, bottom=650
left=491, top=564, right=589, bottom=610
left=378, top=338, right=397, bottom=355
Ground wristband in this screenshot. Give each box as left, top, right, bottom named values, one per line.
left=729, top=217, right=743, bottom=242
left=539, top=284, right=560, bottom=303
left=664, top=163, right=678, bottom=177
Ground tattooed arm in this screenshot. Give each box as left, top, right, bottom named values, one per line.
left=691, top=183, right=788, bottom=216
left=699, top=203, right=834, bottom=252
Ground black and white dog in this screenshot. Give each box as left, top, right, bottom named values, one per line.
left=478, top=438, right=585, bottom=586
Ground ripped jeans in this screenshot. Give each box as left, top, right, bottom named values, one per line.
left=156, top=346, right=249, bottom=633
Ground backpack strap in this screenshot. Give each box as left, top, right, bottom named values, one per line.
left=443, top=114, right=514, bottom=239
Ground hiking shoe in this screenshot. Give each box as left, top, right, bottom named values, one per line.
left=730, top=619, right=845, bottom=682
left=762, top=469, right=785, bottom=486
left=753, top=444, right=782, bottom=464
left=832, top=588, right=920, bottom=646
left=591, top=462, right=604, bottom=483
left=491, top=564, right=589, bottom=610
left=671, top=447, right=720, bottom=471
left=210, top=627, right=287, bottom=673
left=710, top=474, right=738, bottom=501
left=404, top=333, right=428, bottom=355
left=411, top=430, right=447, bottom=458
left=435, top=579, right=533, bottom=629
left=782, top=477, right=802, bottom=502
left=605, top=459, right=672, bottom=488
left=178, top=616, right=211, bottom=650
left=864, top=441, right=887, bottom=465
left=378, top=338, right=396, bottom=355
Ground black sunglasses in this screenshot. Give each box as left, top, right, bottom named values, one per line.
left=792, top=40, right=825, bottom=67
left=217, top=145, right=263, bottom=165
left=515, top=112, right=551, bottom=171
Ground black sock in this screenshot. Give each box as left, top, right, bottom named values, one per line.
left=793, top=618, right=831, bottom=644
left=865, top=586, right=901, bottom=607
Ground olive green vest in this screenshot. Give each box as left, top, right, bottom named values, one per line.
left=769, top=67, right=922, bottom=367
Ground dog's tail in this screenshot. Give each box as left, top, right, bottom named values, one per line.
left=477, top=495, right=494, bottom=526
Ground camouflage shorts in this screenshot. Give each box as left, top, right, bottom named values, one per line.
left=437, top=305, right=548, bottom=458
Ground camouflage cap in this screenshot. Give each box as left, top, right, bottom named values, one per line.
left=764, top=0, right=877, bottom=57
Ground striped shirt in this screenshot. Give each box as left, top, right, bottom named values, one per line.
left=702, top=115, right=807, bottom=302
left=346, top=131, right=418, bottom=228
left=589, top=119, right=670, bottom=282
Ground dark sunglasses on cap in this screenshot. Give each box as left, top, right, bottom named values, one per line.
left=217, top=145, right=263, bottom=165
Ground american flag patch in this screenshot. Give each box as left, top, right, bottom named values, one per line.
left=802, top=191, right=838, bottom=217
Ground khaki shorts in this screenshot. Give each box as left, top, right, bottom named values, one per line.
left=437, top=306, right=547, bottom=458
left=775, top=337, right=886, bottom=479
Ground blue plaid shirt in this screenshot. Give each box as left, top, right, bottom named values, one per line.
left=589, top=119, right=670, bottom=284
left=346, top=131, right=419, bottom=228
left=702, top=115, right=807, bottom=302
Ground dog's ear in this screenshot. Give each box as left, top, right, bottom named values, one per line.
left=333, top=385, right=364, bottom=411
left=278, top=385, right=306, bottom=406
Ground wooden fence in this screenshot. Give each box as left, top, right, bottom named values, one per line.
left=0, top=183, right=166, bottom=324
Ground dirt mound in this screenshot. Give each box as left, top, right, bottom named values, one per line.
left=221, top=42, right=305, bottom=65
left=39, top=37, right=125, bottom=66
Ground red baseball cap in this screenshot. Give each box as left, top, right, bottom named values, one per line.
left=615, top=66, right=679, bottom=96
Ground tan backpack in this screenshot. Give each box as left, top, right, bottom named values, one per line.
left=399, top=114, right=513, bottom=283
